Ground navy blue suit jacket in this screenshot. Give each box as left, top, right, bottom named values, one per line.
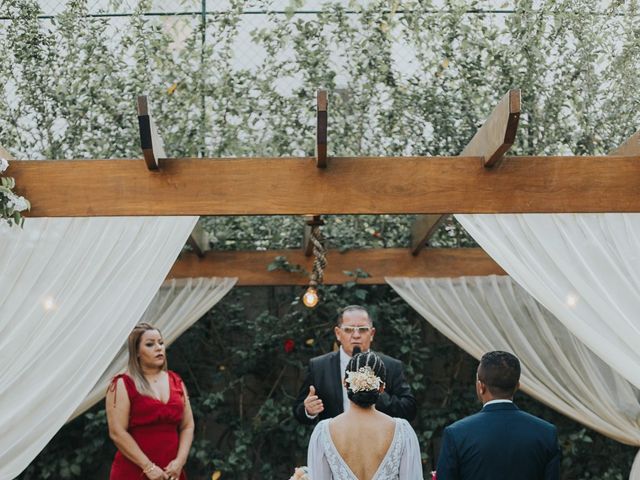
left=436, top=402, right=560, bottom=480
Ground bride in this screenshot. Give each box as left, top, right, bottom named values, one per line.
left=306, top=351, right=423, bottom=480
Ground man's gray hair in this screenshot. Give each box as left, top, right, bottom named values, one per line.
left=337, top=305, right=373, bottom=326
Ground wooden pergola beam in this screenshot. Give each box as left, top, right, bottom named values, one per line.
left=137, top=95, right=166, bottom=171
left=167, top=247, right=505, bottom=285
left=411, top=90, right=521, bottom=254
left=8, top=155, right=640, bottom=216
left=316, top=89, right=328, bottom=168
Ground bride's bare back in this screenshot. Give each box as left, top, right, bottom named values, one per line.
left=328, top=408, right=397, bottom=480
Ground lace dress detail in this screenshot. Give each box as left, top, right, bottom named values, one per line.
left=315, top=418, right=407, bottom=480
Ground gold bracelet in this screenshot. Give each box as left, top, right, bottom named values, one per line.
left=143, top=462, right=156, bottom=474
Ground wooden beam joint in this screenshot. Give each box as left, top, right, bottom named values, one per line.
left=410, top=89, right=521, bottom=255
left=410, top=214, right=448, bottom=256
left=462, top=88, right=521, bottom=169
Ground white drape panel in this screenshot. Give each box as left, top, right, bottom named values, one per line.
left=70, top=276, right=237, bottom=420
left=455, top=214, right=640, bottom=390
left=387, top=276, right=640, bottom=479
left=0, top=216, right=196, bottom=479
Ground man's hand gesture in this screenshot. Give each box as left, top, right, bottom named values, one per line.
left=303, top=385, right=324, bottom=417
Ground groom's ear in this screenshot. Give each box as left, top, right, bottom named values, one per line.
left=476, top=379, right=486, bottom=395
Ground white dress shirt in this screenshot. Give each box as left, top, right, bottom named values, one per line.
left=339, top=346, right=351, bottom=413
left=483, top=399, right=513, bottom=407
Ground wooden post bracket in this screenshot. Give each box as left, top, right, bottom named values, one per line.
left=137, top=95, right=166, bottom=171
left=410, top=89, right=521, bottom=255
left=316, top=89, right=328, bottom=168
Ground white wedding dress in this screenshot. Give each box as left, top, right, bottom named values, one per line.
left=307, top=418, right=424, bottom=480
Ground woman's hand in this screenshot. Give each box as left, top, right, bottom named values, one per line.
left=164, top=458, right=184, bottom=480
left=144, top=464, right=168, bottom=480
left=289, top=467, right=310, bottom=480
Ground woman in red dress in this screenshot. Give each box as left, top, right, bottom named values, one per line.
left=106, top=323, right=194, bottom=480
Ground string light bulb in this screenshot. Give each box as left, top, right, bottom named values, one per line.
left=301, top=215, right=326, bottom=309
left=302, top=286, right=319, bottom=308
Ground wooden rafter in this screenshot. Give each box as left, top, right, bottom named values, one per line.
left=461, top=89, right=521, bottom=168
left=137, top=95, right=166, bottom=171
left=8, top=155, right=640, bottom=216
left=167, top=247, right=505, bottom=285
left=410, top=90, right=521, bottom=255
left=316, top=89, right=328, bottom=168
left=186, top=222, right=209, bottom=258
left=410, top=214, right=448, bottom=255
left=0, top=145, right=15, bottom=160
left=610, top=129, right=640, bottom=155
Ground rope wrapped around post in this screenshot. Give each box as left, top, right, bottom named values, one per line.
left=309, top=224, right=327, bottom=287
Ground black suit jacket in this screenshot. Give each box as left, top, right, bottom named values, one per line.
left=293, top=350, right=417, bottom=424
left=436, top=402, right=561, bottom=480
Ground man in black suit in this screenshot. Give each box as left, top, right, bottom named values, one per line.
left=293, top=305, right=416, bottom=424
left=436, top=351, right=561, bottom=480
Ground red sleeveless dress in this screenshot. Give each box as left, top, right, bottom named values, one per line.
left=109, top=371, right=187, bottom=480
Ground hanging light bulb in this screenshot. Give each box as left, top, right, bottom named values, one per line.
left=300, top=215, right=326, bottom=309
left=302, top=286, right=319, bottom=308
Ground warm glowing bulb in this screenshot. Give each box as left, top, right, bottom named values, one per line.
left=302, top=287, right=319, bottom=308
left=42, top=296, right=56, bottom=311
left=566, top=292, right=579, bottom=308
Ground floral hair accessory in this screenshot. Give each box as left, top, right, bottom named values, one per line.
left=345, top=366, right=382, bottom=393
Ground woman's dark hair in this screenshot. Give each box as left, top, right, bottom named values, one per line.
left=344, top=351, right=386, bottom=407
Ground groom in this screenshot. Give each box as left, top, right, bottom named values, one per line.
left=436, top=351, right=561, bottom=479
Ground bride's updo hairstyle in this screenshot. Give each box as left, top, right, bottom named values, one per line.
left=344, top=351, right=386, bottom=407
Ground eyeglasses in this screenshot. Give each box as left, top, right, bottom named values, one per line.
left=340, top=326, right=372, bottom=335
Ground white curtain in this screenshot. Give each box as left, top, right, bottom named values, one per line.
left=0, top=216, right=196, bottom=479
left=70, top=276, right=237, bottom=420
left=455, top=214, right=640, bottom=390
left=387, top=275, right=640, bottom=478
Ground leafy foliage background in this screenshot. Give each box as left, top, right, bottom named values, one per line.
left=2, top=0, right=639, bottom=478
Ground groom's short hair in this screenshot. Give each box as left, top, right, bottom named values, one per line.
left=478, top=351, right=520, bottom=398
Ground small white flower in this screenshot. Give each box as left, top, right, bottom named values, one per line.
left=0, top=157, right=8, bottom=174
left=5, top=192, right=28, bottom=212
left=12, top=195, right=29, bottom=212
